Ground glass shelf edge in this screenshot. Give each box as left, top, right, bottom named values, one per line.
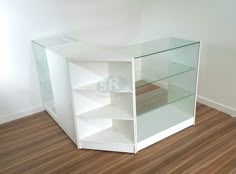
left=76, top=115, right=134, bottom=120
left=136, top=93, right=196, bottom=117
left=136, top=68, right=196, bottom=89
left=134, top=42, right=200, bottom=59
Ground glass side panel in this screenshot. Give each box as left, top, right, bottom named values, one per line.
left=137, top=95, right=195, bottom=142
left=136, top=70, right=197, bottom=116
left=33, top=42, right=56, bottom=113
left=135, top=43, right=199, bottom=88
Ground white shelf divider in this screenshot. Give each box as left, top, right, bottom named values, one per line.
left=77, top=104, right=133, bottom=120
left=72, top=81, right=132, bottom=93
left=80, top=127, right=133, bottom=144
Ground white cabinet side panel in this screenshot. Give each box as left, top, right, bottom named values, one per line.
left=46, top=49, right=77, bottom=143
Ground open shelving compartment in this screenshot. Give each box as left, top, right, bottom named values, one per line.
left=77, top=119, right=135, bottom=152
left=68, top=60, right=136, bottom=153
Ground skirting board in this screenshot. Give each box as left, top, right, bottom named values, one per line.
left=197, top=96, right=236, bottom=117
left=0, top=105, right=44, bottom=124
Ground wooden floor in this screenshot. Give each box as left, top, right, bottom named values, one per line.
left=0, top=103, right=236, bottom=174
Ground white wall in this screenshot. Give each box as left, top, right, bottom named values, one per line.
left=1, top=0, right=235, bottom=123
left=140, top=0, right=236, bottom=116
left=0, top=0, right=143, bottom=123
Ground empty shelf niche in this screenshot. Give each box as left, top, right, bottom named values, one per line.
left=69, top=61, right=134, bottom=120
left=73, top=92, right=133, bottom=120
left=77, top=118, right=135, bottom=152
left=69, top=61, right=132, bottom=93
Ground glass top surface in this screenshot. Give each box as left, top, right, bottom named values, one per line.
left=130, top=38, right=199, bottom=59
left=33, top=32, right=199, bottom=60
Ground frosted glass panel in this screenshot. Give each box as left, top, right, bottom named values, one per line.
left=33, top=43, right=56, bottom=113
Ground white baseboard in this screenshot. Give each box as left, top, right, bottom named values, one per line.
left=0, top=105, right=44, bottom=124
left=197, top=96, right=236, bottom=117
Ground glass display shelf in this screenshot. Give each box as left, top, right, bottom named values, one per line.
left=136, top=69, right=197, bottom=116
left=134, top=39, right=199, bottom=88
left=33, top=32, right=200, bottom=153
left=135, top=62, right=196, bottom=88
left=136, top=84, right=194, bottom=116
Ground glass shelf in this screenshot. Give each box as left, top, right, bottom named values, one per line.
left=136, top=70, right=197, bottom=116
left=136, top=84, right=194, bottom=116
left=134, top=39, right=199, bottom=89
left=135, top=62, right=196, bottom=88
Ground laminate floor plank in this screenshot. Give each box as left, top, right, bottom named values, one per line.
left=0, top=104, right=235, bottom=174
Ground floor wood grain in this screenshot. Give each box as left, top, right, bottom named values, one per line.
left=0, top=103, right=236, bottom=174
